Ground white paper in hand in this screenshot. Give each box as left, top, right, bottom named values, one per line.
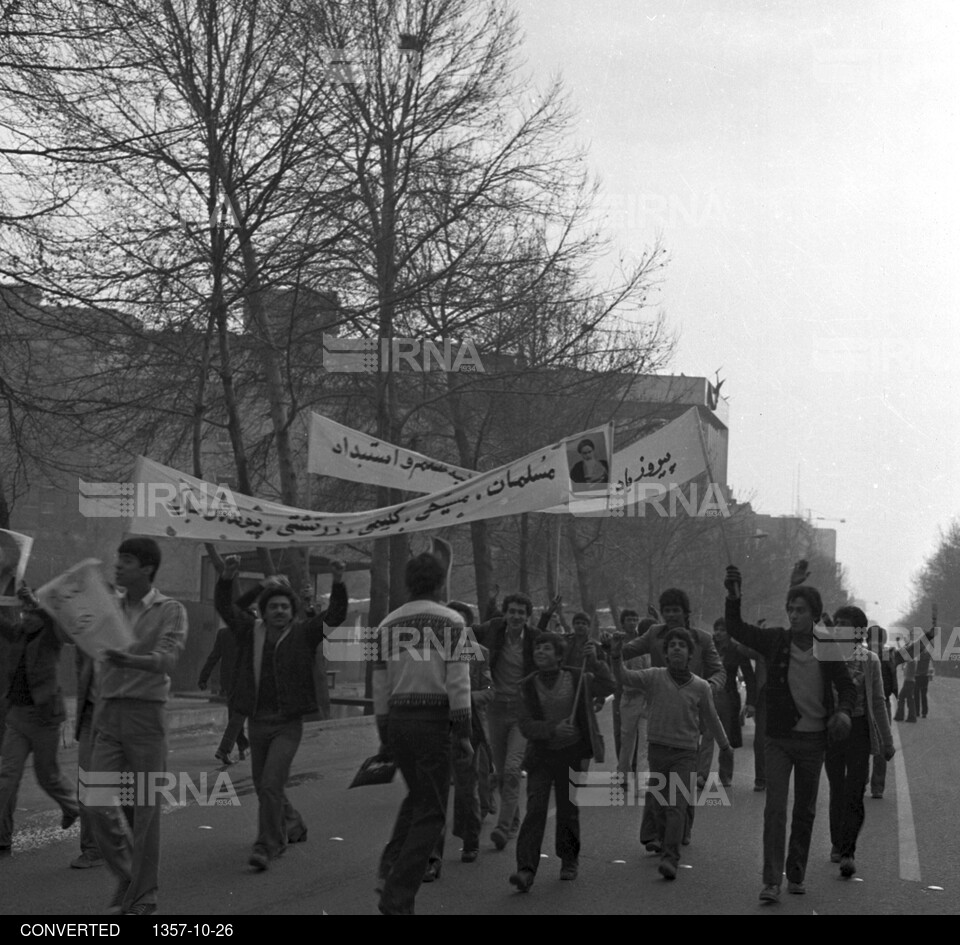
left=36, top=559, right=134, bottom=659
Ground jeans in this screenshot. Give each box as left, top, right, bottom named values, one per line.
left=89, top=699, right=166, bottom=912
left=487, top=702, right=526, bottom=836
left=753, top=698, right=767, bottom=786
left=516, top=748, right=585, bottom=875
left=870, top=700, right=891, bottom=796
left=913, top=676, right=930, bottom=717
left=0, top=705, right=78, bottom=848
left=378, top=712, right=450, bottom=915
left=762, top=732, right=827, bottom=886
left=825, top=717, right=871, bottom=857
left=248, top=716, right=306, bottom=858
left=646, top=743, right=698, bottom=868
left=894, top=680, right=916, bottom=721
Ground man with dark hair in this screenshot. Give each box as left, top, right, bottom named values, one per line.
left=509, top=630, right=611, bottom=892
left=866, top=626, right=895, bottom=798
left=475, top=591, right=538, bottom=851
left=724, top=566, right=856, bottom=904
left=215, top=555, right=346, bottom=872
left=0, top=586, right=79, bottom=860
left=620, top=587, right=725, bottom=849
left=91, top=537, right=187, bottom=916
left=611, top=627, right=732, bottom=880
left=374, top=553, right=472, bottom=915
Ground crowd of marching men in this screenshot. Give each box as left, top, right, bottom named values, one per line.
left=0, top=540, right=938, bottom=915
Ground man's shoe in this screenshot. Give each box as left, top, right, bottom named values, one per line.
left=559, top=863, right=578, bottom=881
left=422, top=859, right=441, bottom=883
left=461, top=849, right=479, bottom=863
left=787, top=881, right=806, bottom=895
left=830, top=846, right=841, bottom=863
left=509, top=870, right=534, bottom=893
left=658, top=861, right=677, bottom=880
left=839, top=856, right=856, bottom=878
left=871, top=792, right=883, bottom=799
left=61, top=810, right=79, bottom=830
left=124, top=903, right=158, bottom=916
left=759, top=884, right=780, bottom=903
left=106, top=880, right=131, bottom=915
left=644, top=841, right=662, bottom=854
left=215, top=750, right=235, bottom=766
left=490, top=827, right=507, bottom=850
left=70, top=852, right=104, bottom=869
left=754, top=782, right=766, bottom=792
left=248, top=851, right=269, bottom=871
left=681, top=836, right=691, bottom=846
left=287, top=828, right=308, bottom=844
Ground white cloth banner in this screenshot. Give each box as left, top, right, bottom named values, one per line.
left=308, top=408, right=709, bottom=515
left=0, top=528, right=33, bottom=606
left=125, top=425, right=609, bottom=545
left=307, top=413, right=474, bottom=493
left=35, top=559, right=134, bottom=659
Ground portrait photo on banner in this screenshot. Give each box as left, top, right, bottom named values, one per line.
left=567, top=431, right=611, bottom=492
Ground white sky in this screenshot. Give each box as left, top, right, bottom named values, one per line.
left=514, top=0, right=960, bottom=627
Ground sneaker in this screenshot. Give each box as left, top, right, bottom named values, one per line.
left=559, top=863, right=578, bottom=881
left=839, top=857, right=856, bottom=878
left=215, top=750, right=235, bottom=766
left=509, top=870, right=534, bottom=893
left=787, top=881, right=806, bottom=895
left=759, top=884, right=780, bottom=903
left=658, top=861, right=677, bottom=880
left=490, top=827, right=507, bottom=851
left=107, top=879, right=131, bottom=915
left=70, top=852, right=104, bottom=869
left=644, top=841, right=662, bottom=854
left=248, top=851, right=269, bottom=871
left=61, top=809, right=79, bottom=830
left=830, top=847, right=841, bottom=863
left=124, top=903, right=158, bottom=916
left=461, top=849, right=479, bottom=863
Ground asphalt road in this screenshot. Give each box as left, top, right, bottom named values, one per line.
left=2, top=679, right=958, bottom=918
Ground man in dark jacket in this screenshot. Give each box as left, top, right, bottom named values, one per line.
left=215, top=556, right=346, bottom=871
left=197, top=621, right=248, bottom=765
left=0, top=587, right=78, bottom=858
left=724, top=565, right=856, bottom=904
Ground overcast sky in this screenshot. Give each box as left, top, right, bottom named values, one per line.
left=513, top=0, right=960, bottom=627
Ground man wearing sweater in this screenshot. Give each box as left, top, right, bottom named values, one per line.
left=508, top=630, right=611, bottom=892
left=723, top=565, right=856, bottom=904
left=91, top=538, right=188, bottom=917
left=374, top=553, right=472, bottom=916
left=620, top=588, right=725, bottom=847
left=611, top=627, right=732, bottom=879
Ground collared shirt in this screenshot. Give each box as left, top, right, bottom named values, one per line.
left=119, top=586, right=159, bottom=625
